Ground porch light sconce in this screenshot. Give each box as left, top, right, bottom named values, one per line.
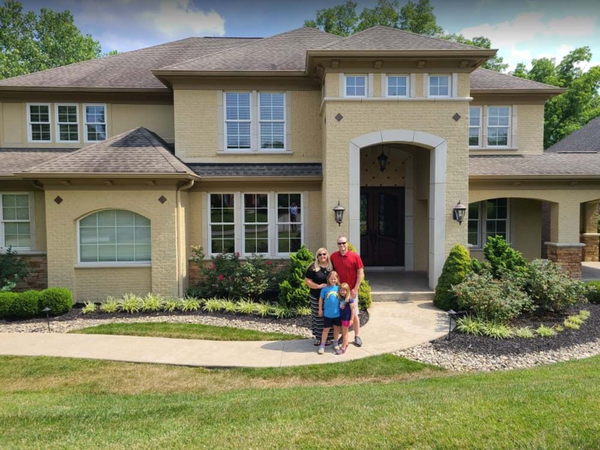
left=452, top=200, right=467, bottom=224
left=333, top=201, right=345, bottom=227
left=377, top=148, right=389, bottom=172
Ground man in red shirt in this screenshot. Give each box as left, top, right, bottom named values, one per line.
left=330, top=235, right=364, bottom=346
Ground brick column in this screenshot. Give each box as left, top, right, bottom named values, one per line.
left=580, top=233, right=600, bottom=262
left=545, top=242, right=584, bottom=279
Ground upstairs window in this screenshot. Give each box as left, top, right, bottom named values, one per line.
left=387, top=76, right=408, bottom=97
left=487, top=106, right=510, bottom=147
left=84, top=104, right=107, bottom=142
left=28, top=104, right=51, bottom=142
left=469, top=107, right=482, bottom=147
left=259, top=93, right=285, bottom=149
left=429, top=75, right=450, bottom=97
left=345, top=75, right=366, bottom=97
left=56, top=104, right=79, bottom=142
left=1, top=194, right=31, bottom=249
left=225, top=92, right=251, bottom=150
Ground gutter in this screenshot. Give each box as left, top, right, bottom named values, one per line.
left=469, top=174, right=600, bottom=181
left=14, top=172, right=200, bottom=180
left=176, top=179, right=195, bottom=298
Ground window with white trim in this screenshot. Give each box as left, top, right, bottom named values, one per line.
left=469, top=107, right=482, bottom=147
left=209, top=194, right=235, bottom=254
left=225, top=92, right=251, bottom=149
left=467, top=202, right=480, bottom=247
left=487, top=106, right=510, bottom=147
left=28, top=104, right=51, bottom=142
left=428, top=75, right=450, bottom=97
left=78, top=210, right=150, bottom=263
left=1, top=194, right=31, bottom=249
left=243, top=193, right=269, bottom=254
left=56, top=104, right=79, bottom=142
left=259, top=93, right=285, bottom=149
left=277, top=193, right=302, bottom=253
left=84, top=104, right=107, bottom=142
left=387, top=76, right=408, bottom=97
left=468, top=199, right=510, bottom=248
left=345, top=75, right=367, bottom=97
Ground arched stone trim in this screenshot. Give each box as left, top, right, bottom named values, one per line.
left=348, top=129, right=447, bottom=289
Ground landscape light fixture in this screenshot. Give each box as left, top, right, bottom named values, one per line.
left=42, top=307, right=51, bottom=332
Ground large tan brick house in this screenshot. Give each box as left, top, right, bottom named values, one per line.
left=0, top=26, right=597, bottom=301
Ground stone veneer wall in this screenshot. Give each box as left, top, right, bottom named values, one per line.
left=580, top=234, right=599, bottom=262
left=15, top=254, right=48, bottom=291
left=546, top=245, right=583, bottom=279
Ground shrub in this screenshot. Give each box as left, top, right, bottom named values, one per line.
left=203, top=298, right=223, bottom=313
left=455, top=316, right=485, bottom=336
left=566, top=315, right=584, bottom=326
left=536, top=325, right=557, bottom=337
left=483, top=236, right=528, bottom=279
left=295, top=306, right=312, bottom=316
left=585, top=281, right=600, bottom=304
left=453, top=272, right=532, bottom=324
left=223, top=300, right=238, bottom=314
left=348, top=243, right=372, bottom=311
left=579, top=310, right=591, bottom=320
left=278, top=245, right=313, bottom=309
left=434, top=245, right=472, bottom=311
left=523, top=260, right=588, bottom=312
left=82, top=302, right=96, bottom=315
left=0, top=247, right=30, bottom=291
left=38, top=287, right=73, bottom=316
left=237, top=300, right=257, bottom=315
left=180, top=298, right=200, bottom=312
left=515, top=327, right=534, bottom=339
left=270, top=305, right=292, bottom=319
left=0, top=292, right=18, bottom=319
left=7, top=291, right=39, bottom=320
left=142, top=294, right=163, bottom=312
left=100, top=298, right=119, bottom=313
left=564, top=320, right=580, bottom=330
left=481, top=322, right=514, bottom=339
left=470, top=258, right=490, bottom=275
left=119, top=293, right=143, bottom=314
left=255, top=303, right=272, bottom=317
left=163, top=298, right=181, bottom=312
left=555, top=325, right=564, bottom=332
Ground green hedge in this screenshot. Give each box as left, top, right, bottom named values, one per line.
left=0, top=287, right=73, bottom=321
left=585, top=281, right=600, bottom=304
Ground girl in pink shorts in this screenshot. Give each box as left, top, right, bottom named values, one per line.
left=336, top=283, right=355, bottom=355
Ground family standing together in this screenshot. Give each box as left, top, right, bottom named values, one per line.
left=303, top=235, right=364, bottom=355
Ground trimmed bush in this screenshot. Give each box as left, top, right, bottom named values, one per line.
left=39, top=287, right=73, bottom=316
left=434, top=245, right=472, bottom=311
left=278, top=245, right=313, bottom=309
left=8, top=290, right=40, bottom=320
left=0, top=292, right=19, bottom=320
left=483, top=236, right=528, bottom=279
left=585, top=281, right=600, bottom=304
left=348, top=242, right=372, bottom=311
left=0, top=247, right=30, bottom=291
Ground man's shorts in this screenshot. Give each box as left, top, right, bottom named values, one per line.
left=323, top=316, right=341, bottom=328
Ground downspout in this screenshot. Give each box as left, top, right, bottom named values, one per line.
left=176, top=179, right=195, bottom=297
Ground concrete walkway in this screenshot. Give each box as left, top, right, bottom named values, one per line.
left=0, top=301, right=448, bottom=368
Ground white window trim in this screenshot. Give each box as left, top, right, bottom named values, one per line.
left=258, top=92, right=286, bottom=151
left=242, top=192, right=270, bottom=257
left=344, top=74, right=368, bottom=98
left=83, top=103, right=108, bottom=143
left=55, top=103, right=80, bottom=143
left=469, top=199, right=511, bottom=249
left=207, top=192, right=237, bottom=256
left=469, top=106, right=483, bottom=148
left=76, top=210, right=151, bottom=266
left=385, top=74, right=410, bottom=98
left=27, top=103, right=52, bottom=143
left=486, top=105, right=512, bottom=148
left=275, top=192, right=304, bottom=256
left=0, top=192, right=34, bottom=251
left=428, top=74, right=451, bottom=98
left=224, top=92, right=252, bottom=152
left=467, top=202, right=481, bottom=248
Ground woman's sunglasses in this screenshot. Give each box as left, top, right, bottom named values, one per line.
left=318, top=253, right=328, bottom=257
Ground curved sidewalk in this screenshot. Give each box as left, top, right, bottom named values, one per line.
left=0, top=301, right=447, bottom=368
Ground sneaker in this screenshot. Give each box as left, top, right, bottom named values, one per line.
left=313, top=339, right=321, bottom=346
left=335, top=347, right=346, bottom=355
left=333, top=343, right=341, bottom=351
left=354, top=336, right=363, bottom=347
left=317, top=346, right=325, bottom=355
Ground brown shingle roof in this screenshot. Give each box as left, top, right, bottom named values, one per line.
left=546, top=117, right=600, bottom=153
left=19, top=127, right=197, bottom=177
left=0, top=37, right=256, bottom=90
left=470, top=68, right=564, bottom=92
left=316, top=26, right=483, bottom=51
left=469, top=153, right=600, bottom=178
left=159, top=27, right=341, bottom=73
left=0, top=148, right=76, bottom=177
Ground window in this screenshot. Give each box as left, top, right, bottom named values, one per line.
left=225, top=92, right=251, bottom=149
left=259, top=93, right=285, bottom=149
left=56, top=104, right=79, bottom=142
left=243, top=194, right=269, bottom=254
left=487, top=106, right=510, bottom=147
left=469, top=107, right=482, bottom=147
left=1, top=194, right=31, bottom=249
left=345, top=75, right=366, bottom=97
left=429, top=75, right=450, bottom=97
left=209, top=194, right=235, bottom=254
left=28, top=104, right=51, bottom=142
left=84, top=104, right=107, bottom=142
left=467, top=202, right=480, bottom=247
left=485, top=198, right=509, bottom=241
left=78, top=210, right=150, bottom=264
left=387, top=76, right=408, bottom=97
left=277, top=193, right=302, bottom=253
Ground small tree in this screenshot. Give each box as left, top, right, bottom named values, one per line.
left=434, top=244, right=471, bottom=311
left=278, top=245, right=314, bottom=308
left=483, top=236, right=527, bottom=279
left=0, top=247, right=29, bottom=291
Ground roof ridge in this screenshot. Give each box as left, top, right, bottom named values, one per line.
left=137, top=127, right=184, bottom=173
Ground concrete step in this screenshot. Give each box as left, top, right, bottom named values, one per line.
left=371, top=291, right=435, bottom=302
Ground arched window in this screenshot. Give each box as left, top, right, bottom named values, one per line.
left=78, top=210, right=150, bottom=263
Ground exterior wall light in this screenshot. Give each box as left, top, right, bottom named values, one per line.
left=377, top=148, right=389, bottom=172
left=452, top=200, right=467, bottom=224
left=333, top=201, right=345, bottom=226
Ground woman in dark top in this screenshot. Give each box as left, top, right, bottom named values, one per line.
left=304, top=247, right=334, bottom=345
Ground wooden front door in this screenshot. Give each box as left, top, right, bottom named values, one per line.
left=360, top=187, right=405, bottom=266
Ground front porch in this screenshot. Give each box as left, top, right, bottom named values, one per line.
left=365, top=269, right=434, bottom=302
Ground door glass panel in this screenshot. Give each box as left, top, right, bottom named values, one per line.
left=360, top=193, right=368, bottom=235
left=378, top=193, right=398, bottom=237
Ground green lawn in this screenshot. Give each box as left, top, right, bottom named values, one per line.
left=1, top=354, right=599, bottom=449
left=69, top=322, right=304, bottom=341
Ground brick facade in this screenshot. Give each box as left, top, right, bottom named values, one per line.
left=546, top=244, right=584, bottom=279
left=15, top=254, right=48, bottom=291
left=580, top=234, right=600, bottom=262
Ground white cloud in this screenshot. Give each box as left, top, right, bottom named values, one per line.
left=547, top=16, right=596, bottom=38
left=141, top=0, right=225, bottom=38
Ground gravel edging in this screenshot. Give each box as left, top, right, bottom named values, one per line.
left=395, top=303, right=600, bottom=372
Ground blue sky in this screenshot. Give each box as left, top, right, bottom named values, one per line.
left=21, top=0, right=600, bottom=71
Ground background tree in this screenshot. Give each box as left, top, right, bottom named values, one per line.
left=0, top=0, right=103, bottom=80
